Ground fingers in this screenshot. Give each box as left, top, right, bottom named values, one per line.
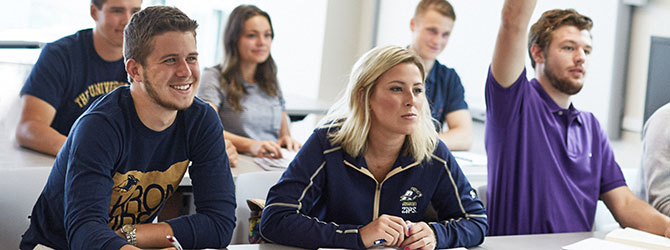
left=278, top=137, right=302, bottom=152
left=256, top=141, right=282, bottom=158
left=225, top=140, right=238, bottom=167
left=288, top=138, right=302, bottom=151
left=359, top=215, right=408, bottom=248
left=400, top=222, right=436, bottom=250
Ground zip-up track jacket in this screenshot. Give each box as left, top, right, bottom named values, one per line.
left=260, top=126, right=488, bottom=249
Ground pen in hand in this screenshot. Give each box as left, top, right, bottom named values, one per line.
left=166, top=235, right=183, bottom=250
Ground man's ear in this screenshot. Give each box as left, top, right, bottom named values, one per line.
left=126, top=59, right=143, bottom=83
left=410, top=18, right=416, bottom=32
left=90, top=4, right=99, bottom=21
left=530, top=44, right=545, bottom=64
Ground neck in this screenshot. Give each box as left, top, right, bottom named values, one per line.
left=408, top=45, right=435, bottom=75
left=365, top=127, right=405, bottom=162
left=130, top=84, right=178, bottom=131
left=422, top=58, right=435, bottom=75
left=92, top=28, right=123, bottom=62
left=240, top=61, right=258, bottom=83
left=536, top=67, right=571, bottom=109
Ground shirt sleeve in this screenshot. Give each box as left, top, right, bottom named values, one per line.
left=444, top=69, right=468, bottom=114
left=485, top=66, right=529, bottom=128
left=595, top=116, right=626, bottom=195
left=63, top=114, right=129, bottom=250
left=165, top=106, right=236, bottom=249
left=277, top=83, right=286, bottom=111
left=260, top=131, right=364, bottom=249
left=429, top=143, right=488, bottom=248
left=196, top=67, right=225, bottom=108
left=641, top=106, right=670, bottom=216
left=20, top=42, right=68, bottom=109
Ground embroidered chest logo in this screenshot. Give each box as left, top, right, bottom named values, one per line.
left=400, top=187, right=422, bottom=214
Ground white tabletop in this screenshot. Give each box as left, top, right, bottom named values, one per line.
left=221, top=232, right=604, bottom=250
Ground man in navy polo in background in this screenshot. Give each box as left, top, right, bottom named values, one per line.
left=409, top=0, right=473, bottom=151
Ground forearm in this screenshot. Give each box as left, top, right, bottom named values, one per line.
left=120, top=223, right=174, bottom=249
left=224, top=130, right=255, bottom=153
left=492, top=0, right=537, bottom=86
left=615, top=199, right=670, bottom=236
left=431, top=217, right=487, bottom=248
left=261, top=204, right=362, bottom=249
left=279, top=111, right=292, bottom=138
left=438, top=128, right=472, bottom=151
left=15, top=121, right=66, bottom=156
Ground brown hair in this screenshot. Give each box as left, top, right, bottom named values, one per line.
left=528, top=9, right=592, bottom=69
left=91, top=0, right=106, bottom=9
left=414, top=0, right=455, bottom=21
left=219, top=5, right=278, bottom=112
left=123, top=6, right=198, bottom=73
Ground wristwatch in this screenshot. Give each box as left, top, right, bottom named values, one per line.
left=120, top=224, right=137, bottom=246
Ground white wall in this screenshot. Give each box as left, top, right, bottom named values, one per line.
left=622, top=0, right=670, bottom=133
left=174, top=0, right=328, bottom=101
left=318, top=0, right=376, bottom=103
left=376, top=0, right=630, bottom=137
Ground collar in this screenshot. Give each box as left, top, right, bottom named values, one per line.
left=530, top=78, right=583, bottom=126
left=343, top=148, right=418, bottom=171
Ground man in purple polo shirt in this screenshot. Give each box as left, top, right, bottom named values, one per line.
left=485, top=0, right=670, bottom=236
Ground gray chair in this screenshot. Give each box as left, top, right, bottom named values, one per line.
left=232, top=170, right=284, bottom=244
left=0, top=167, right=51, bottom=248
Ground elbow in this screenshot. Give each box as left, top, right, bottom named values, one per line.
left=15, top=122, right=30, bottom=147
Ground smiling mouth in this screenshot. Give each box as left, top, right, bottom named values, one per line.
left=171, top=84, right=191, bottom=91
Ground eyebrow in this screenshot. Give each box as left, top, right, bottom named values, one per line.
left=387, top=80, right=423, bottom=86
left=158, top=52, right=199, bottom=61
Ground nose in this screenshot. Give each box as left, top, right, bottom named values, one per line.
left=405, top=91, right=417, bottom=107
left=176, top=59, right=192, bottom=78
left=575, top=49, right=586, bottom=65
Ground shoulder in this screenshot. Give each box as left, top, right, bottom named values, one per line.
left=432, top=60, right=457, bottom=76
left=47, top=29, right=91, bottom=52
left=428, top=140, right=451, bottom=164
left=203, top=66, right=221, bottom=76
left=186, top=96, right=219, bottom=119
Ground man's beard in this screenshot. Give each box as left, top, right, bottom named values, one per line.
left=544, top=61, right=584, bottom=95
left=143, top=74, right=193, bottom=111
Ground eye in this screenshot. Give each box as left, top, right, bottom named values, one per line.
left=246, top=34, right=256, bottom=38
left=564, top=46, right=574, bottom=51
left=390, top=86, right=402, bottom=92
left=186, top=56, right=198, bottom=63
left=442, top=32, right=451, bottom=38
left=163, top=58, right=176, bottom=64
left=265, top=33, right=273, bottom=38
left=584, top=49, right=592, bottom=55
left=413, top=87, right=423, bottom=94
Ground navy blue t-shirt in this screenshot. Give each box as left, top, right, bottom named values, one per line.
left=20, top=86, right=236, bottom=250
left=20, top=28, right=128, bottom=135
left=425, top=60, right=468, bottom=130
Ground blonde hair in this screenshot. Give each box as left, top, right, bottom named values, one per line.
left=320, top=45, right=438, bottom=163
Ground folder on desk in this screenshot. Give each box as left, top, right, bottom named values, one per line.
left=253, top=148, right=298, bottom=170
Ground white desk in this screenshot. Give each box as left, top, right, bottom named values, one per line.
left=284, top=94, right=332, bottom=117
left=220, top=232, right=605, bottom=250
left=179, top=153, right=487, bottom=188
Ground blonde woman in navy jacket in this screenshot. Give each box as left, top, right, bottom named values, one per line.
left=260, top=46, right=487, bottom=249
